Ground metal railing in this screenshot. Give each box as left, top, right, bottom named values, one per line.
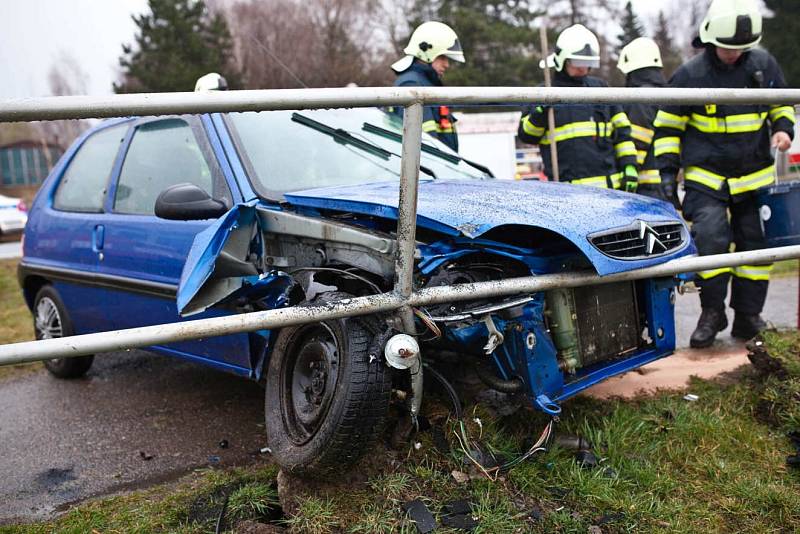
left=1, top=86, right=799, bottom=365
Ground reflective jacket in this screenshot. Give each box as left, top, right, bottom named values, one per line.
left=653, top=47, right=796, bottom=200
left=623, top=68, right=666, bottom=190
left=390, top=61, right=459, bottom=152
left=518, top=71, right=638, bottom=188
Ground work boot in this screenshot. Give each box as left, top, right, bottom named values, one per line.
left=690, top=308, right=728, bottom=348
left=731, top=313, right=767, bottom=341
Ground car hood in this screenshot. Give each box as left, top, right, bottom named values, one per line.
left=178, top=180, right=695, bottom=315
left=284, top=179, right=695, bottom=274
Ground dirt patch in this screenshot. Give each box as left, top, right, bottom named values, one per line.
left=584, top=345, right=751, bottom=399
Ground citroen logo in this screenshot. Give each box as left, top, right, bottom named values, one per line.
left=639, top=221, right=667, bottom=255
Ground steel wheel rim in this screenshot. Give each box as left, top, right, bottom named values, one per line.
left=280, top=323, right=341, bottom=445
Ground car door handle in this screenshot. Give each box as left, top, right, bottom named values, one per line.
left=92, top=225, right=105, bottom=256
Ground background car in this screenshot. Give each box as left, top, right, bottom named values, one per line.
left=19, top=108, right=695, bottom=476
left=0, top=193, right=27, bottom=237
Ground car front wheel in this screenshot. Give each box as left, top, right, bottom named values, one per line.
left=34, top=285, right=94, bottom=379
left=264, top=292, right=391, bottom=477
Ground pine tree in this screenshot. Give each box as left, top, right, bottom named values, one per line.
left=617, top=1, right=644, bottom=49
left=115, top=0, right=240, bottom=93
left=762, top=0, right=800, bottom=87
left=652, top=11, right=683, bottom=79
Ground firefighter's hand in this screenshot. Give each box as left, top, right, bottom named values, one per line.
left=623, top=165, right=638, bottom=192
left=772, top=131, right=791, bottom=152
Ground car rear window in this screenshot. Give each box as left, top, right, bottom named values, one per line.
left=53, top=124, right=127, bottom=212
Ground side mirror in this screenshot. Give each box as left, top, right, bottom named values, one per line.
left=154, top=183, right=230, bottom=220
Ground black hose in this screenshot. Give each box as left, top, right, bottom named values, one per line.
left=423, top=364, right=463, bottom=421
left=474, top=359, right=524, bottom=394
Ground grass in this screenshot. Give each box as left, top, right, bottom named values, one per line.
left=0, top=258, right=37, bottom=379
left=2, top=325, right=800, bottom=533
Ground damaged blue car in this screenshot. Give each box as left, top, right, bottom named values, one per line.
left=19, top=107, right=695, bottom=476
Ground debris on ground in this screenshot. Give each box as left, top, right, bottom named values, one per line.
left=402, top=498, right=437, bottom=533
left=574, top=449, right=598, bottom=469
left=747, top=332, right=800, bottom=378
left=440, top=498, right=477, bottom=530
left=218, top=439, right=229, bottom=449
left=683, top=393, right=699, bottom=402
left=138, top=451, right=154, bottom=461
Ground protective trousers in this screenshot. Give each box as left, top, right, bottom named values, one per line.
left=682, top=189, right=771, bottom=315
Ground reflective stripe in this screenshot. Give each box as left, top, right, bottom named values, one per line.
left=768, top=105, right=796, bottom=124
left=630, top=124, right=654, bottom=144
left=653, top=111, right=688, bottom=131
left=728, top=165, right=775, bottom=195
left=653, top=136, right=681, bottom=156
left=540, top=121, right=612, bottom=145
left=521, top=116, right=545, bottom=137
left=685, top=166, right=725, bottom=190
left=608, top=171, right=623, bottom=189
left=611, top=112, right=631, bottom=129
left=687, top=112, right=766, bottom=134
left=638, top=169, right=661, bottom=184
left=636, top=150, right=647, bottom=165
left=572, top=174, right=615, bottom=188
left=732, top=264, right=772, bottom=281
left=422, top=120, right=438, bottom=133
left=614, top=141, right=637, bottom=158
left=698, top=267, right=731, bottom=279
left=685, top=164, right=775, bottom=194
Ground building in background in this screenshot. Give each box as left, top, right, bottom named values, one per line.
left=0, top=140, right=64, bottom=202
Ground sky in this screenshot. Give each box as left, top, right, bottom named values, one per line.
left=0, top=0, right=669, bottom=100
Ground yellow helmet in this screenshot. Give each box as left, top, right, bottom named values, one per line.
left=699, top=0, right=762, bottom=50
left=391, top=21, right=465, bottom=72
left=617, top=37, right=663, bottom=74
left=541, top=24, right=600, bottom=72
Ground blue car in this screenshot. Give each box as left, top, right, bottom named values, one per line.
left=19, top=108, right=695, bottom=475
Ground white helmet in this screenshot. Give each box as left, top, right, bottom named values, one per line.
left=617, top=37, right=663, bottom=74
left=699, top=0, right=762, bottom=50
left=194, top=73, right=228, bottom=91
left=391, top=21, right=465, bottom=73
left=541, top=24, right=600, bottom=72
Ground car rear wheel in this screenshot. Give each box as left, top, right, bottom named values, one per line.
left=34, top=286, right=94, bottom=379
left=264, top=292, right=391, bottom=477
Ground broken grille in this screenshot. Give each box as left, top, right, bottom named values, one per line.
left=589, top=221, right=686, bottom=259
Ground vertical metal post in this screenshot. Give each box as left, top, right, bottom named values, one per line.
left=395, top=102, right=424, bottom=419
left=394, top=102, right=423, bottom=317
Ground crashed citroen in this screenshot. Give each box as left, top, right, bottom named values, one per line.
left=19, top=107, right=695, bottom=476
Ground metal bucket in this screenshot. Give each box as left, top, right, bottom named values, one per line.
left=758, top=181, right=800, bottom=247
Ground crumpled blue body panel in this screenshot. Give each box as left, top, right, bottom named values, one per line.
left=285, top=178, right=696, bottom=275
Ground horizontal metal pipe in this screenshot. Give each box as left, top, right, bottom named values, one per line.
left=1, top=86, right=799, bottom=122
left=1, top=245, right=799, bottom=366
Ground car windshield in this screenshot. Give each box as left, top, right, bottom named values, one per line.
left=225, top=108, right=490, bottom=199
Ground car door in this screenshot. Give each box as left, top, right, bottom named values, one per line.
left=23, top=121, right=131, bottom=334
left=98, top=115, right=251, bottom=373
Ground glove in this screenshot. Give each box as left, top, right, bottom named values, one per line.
left=622, top=165, right=638, bottom=192
left=660, top=170, right=681, bottom=210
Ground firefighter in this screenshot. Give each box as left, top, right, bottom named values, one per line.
left=518, top=24, right=639, bottom=190
left=390, top=21, right=464, bottom=152
left=617, top=37, right=678, bottom=205
left=652, top=0, right=795, bottom=347
left=194, top=73, right=228, bottom=91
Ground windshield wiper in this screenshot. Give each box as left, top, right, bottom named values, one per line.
left=362, top=122, right=495, bottom=178
left=292, top=113, right=391, bottom=160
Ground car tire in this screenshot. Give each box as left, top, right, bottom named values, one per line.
left=264, top=292, right=391, bottom=477
left=33, top=285, right=94, bottom=379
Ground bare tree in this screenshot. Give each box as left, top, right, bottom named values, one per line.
left=36, top=51, right=90, bottom=151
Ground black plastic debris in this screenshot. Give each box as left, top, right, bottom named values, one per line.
left=441, top=499, right=477, bottom=530
left=602, top=467, right=618, bottom=479
left=218, top=439, right=229, bottom=449
left=597, top=512, right=625, bottom=525
left=786, top=430, right=800, bottom=469
left=546, top=487, right=570, bottom=499
left=402, top=499, right=437, bottom=533
left=528, top=504, right=543, bottom=521
left=139, top=451, right=154, bottom=461
left=575, top=449, right=598, bottom=469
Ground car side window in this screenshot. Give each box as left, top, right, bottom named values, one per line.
left=53, top=124, right=127, bottom=212
left=113, top=118, right=221, bottom=216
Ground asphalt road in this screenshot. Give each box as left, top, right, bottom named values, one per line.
left=0, top=275, right=797, bottom=524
